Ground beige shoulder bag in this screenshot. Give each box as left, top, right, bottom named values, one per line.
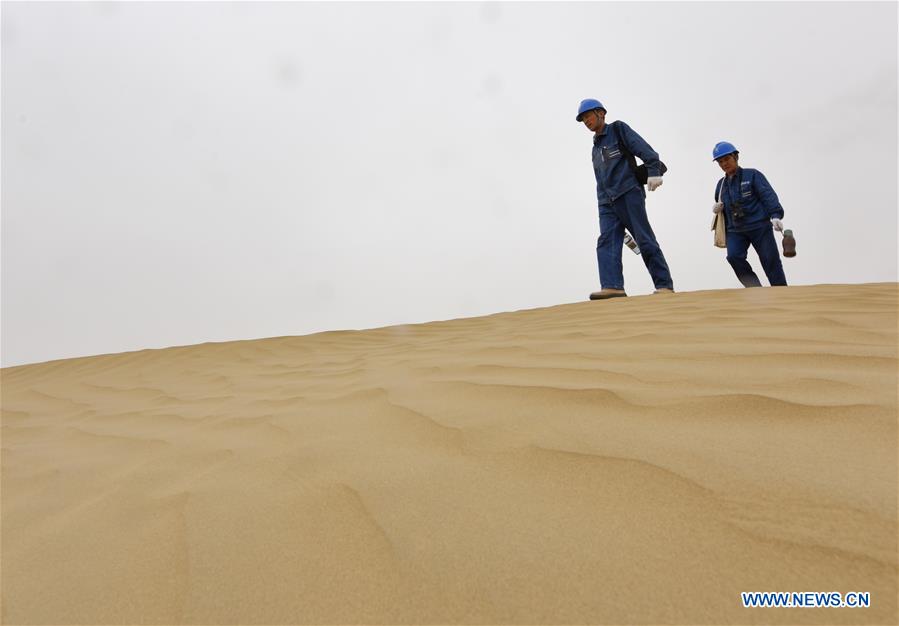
left=711, top=177, right=726, bottom=248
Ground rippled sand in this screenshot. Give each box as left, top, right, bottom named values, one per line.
left=2, top=283, right=897, bottom=624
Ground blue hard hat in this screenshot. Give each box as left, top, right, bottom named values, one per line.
left=712, top=141, right=739, bottom=160
left=576, top=98, right=606, bottom=122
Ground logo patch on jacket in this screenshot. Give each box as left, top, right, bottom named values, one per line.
left=602, top=145, right=622, bottom=162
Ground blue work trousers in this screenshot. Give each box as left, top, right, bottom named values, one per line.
left=596, top=187, right=673, bottom=290
left=726, top=223, right=787, bottom=287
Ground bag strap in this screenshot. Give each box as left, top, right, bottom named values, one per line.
left=611, top=121, right=640, bottom=174
left=612, top=121, right=630, bottom=159
left=715, top=177, right=725, bottom=202
left=612, top=120, right=623, bottom=149
left=718, top=168, right=743, bottom=204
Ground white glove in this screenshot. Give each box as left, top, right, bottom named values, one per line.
left=771, top=218, right=784, bottom=232
left=646, top=176, right=663, bottom=192
left=712, top=202, right=724, bottom=214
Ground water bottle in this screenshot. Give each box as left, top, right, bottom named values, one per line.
left=624, top=232, right=641, bottom=255
left=782, top=229, right=796, bottom=258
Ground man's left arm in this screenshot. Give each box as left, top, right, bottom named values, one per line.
left=753, top=171, right=784, bottom=220
left=618, top=121, right=662, bottom=178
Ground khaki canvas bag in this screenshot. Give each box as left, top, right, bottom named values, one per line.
left=711, top=177, right=726, bottom=248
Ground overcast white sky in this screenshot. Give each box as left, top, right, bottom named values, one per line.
left=2, top=1, right=897, bottom=367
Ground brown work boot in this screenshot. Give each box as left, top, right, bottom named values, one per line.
left=589, top=288, right=627, bottom=300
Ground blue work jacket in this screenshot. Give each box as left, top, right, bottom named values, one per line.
left=714, top=167, right=784, bottom=233
left=591, top=120, right=663, bottom=206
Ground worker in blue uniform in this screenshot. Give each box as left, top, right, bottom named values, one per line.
left=712, top=141, right=787, bottom=288
left=577, top=98, right=674, bottom=300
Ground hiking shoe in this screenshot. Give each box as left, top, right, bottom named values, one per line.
left=589, top=288, right=627, bottom=300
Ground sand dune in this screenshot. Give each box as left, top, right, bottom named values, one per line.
left=2, top=283, right=897, bottom=624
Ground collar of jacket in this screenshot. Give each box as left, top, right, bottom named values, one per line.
left=592, top=123, right=611, bottom=144
left=726, top=166, right=744, bottom=180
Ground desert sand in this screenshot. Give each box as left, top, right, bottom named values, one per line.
left=2, top=282, right=897, bottom=624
